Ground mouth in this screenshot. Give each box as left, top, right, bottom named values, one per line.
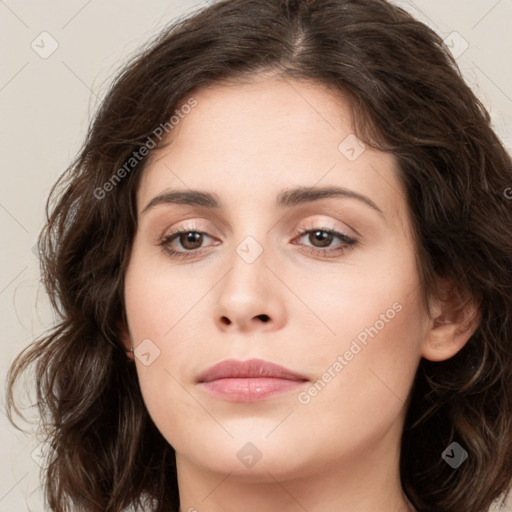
left=196, top=358, right=310, bottom=402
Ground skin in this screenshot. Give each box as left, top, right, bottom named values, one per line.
left=120, top=75, right=479, bottom=512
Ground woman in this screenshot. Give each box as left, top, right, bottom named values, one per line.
left=6, top=0, right=512, bottom=511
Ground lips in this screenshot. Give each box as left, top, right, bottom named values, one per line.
left=196, top=358, right=310, bottom=402
left=196, top=358, right=309, bottom=383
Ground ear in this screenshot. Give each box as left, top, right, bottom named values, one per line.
left=421, top=278, right=481, bottom=362
left=118, top=319, right=134, bottom=362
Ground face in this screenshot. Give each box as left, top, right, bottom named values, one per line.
left=122, top=76, right=431, bottom=482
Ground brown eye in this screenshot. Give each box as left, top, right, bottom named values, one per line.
left=308, top=230, right=334, bottom=248
left=294, top=227, right=358, bottom=258
left=177, top=231, right=203, bottom=250
left=160, top=227, right=217, bottom=260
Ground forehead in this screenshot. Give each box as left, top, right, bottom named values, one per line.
left=138, top=77, right=406, bottom=223
left=154, top=77, right=355, bottom=163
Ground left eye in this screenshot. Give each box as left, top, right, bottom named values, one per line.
left=293, top=227, right=357, bottom=256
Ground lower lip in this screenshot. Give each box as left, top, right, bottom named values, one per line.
left=198, top=377, right=308, bottom=402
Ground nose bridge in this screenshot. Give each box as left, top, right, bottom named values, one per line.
left=227, top=200, right=273, bottom=270
left=235, top=233, right=266, bottom=267
left=224, top=229, right=270, bottom=297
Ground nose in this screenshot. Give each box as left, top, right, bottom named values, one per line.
left=213, top=239, right=287, bottom=333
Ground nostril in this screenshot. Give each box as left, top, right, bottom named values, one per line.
left=257, top=314, right=270, bottom=322
left=221, top=316, right=231, bottom=325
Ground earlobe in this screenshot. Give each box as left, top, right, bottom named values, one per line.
left=421, top=280, right=481, bottom=362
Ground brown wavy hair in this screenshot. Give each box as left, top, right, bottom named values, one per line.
left=6, top=0, right=512, bottom=510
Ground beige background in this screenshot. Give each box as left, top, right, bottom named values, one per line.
left=1, top=0, right=511, bottom=510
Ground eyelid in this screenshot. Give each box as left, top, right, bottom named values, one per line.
left=160, top=217, right=353, bottom=242
left=294, top=217, right=356, bottom=238
left=161, top=221, right=207, bottom=238
left=160, top=221, right=213, bottom=247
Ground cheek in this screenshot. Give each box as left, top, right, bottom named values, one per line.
left=290, top=291, right=424, bottom=465
left=293, top=242, right=425, bottom=420
left=293, top=234, right=423, bottom=354
left=124, top=242, right=206, bottom=340
left=122, top=246, right=200, bottom=440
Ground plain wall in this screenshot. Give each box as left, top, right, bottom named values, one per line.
left=1, top=0, right=511, bottom=510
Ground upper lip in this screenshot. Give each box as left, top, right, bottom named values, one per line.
left=196, top=358, right=309, bottom=383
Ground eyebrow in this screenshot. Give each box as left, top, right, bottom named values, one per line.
left=141, top=185, right=384, bottom=216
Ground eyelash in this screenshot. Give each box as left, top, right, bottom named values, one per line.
left=160, top=223, right=358, bottom=260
